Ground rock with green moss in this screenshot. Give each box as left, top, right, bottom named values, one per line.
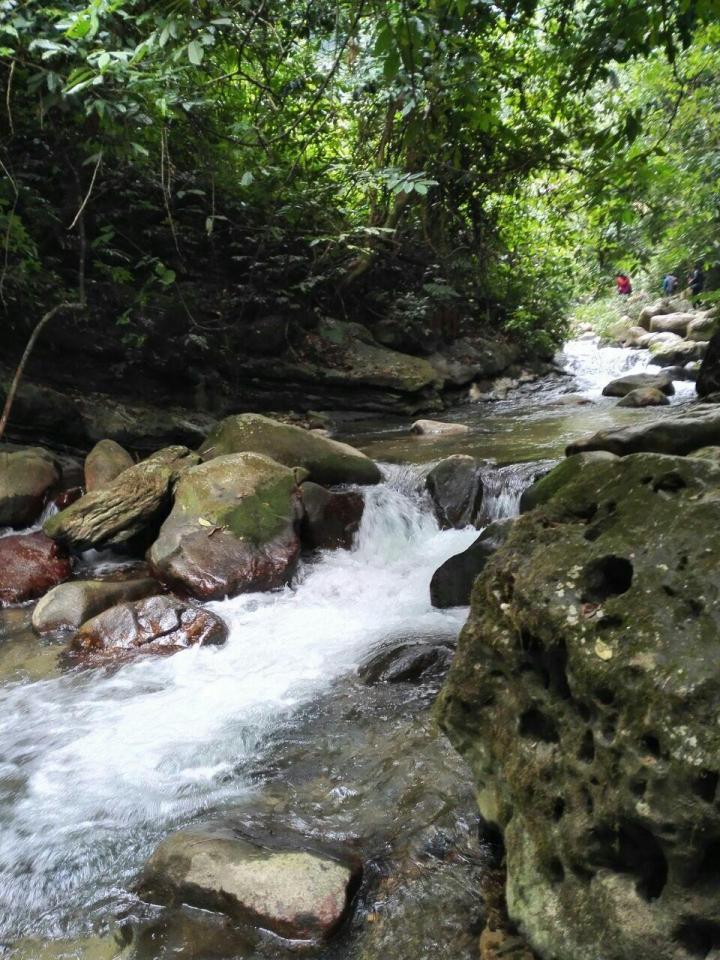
left=0, top=447, right=59, bottom=527
left=437, top=451, right=720, bottom=960
left=199, top=413, right=381, bottom=486
left=567, top=403, right=720, bottom=457
left=149, top=452, right=304, bottom=600
left=519, top=451, right=618, bottom=513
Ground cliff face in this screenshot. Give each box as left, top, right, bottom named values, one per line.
left=437, top=451, right=720, bottom=960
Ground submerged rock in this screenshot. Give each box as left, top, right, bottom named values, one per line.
left=602, top=372, right=674, bottom=398
left=430, top=519, right=513, bottom=608
left=84, top=439, right=134, bottom=491
left=137, top=827, right=360, bottom=942
left=437, top=451, right=720, bottom=960
left=44, top=446, right=199, bottom=551
left=426, top=455, right=484, bottom=529
left=300, top=482, right=364, bottom=550
left=0, top=532, right=71, bottom=606
left=359, top=640, right=454, bottom=684
left=616, top=387, right=669, bottom=408
left=32, top=577, right=160, bottom=634
left=567, top=404, right=720, bottom=457
left=411, top=419, right=470, bottom=437
left=697, top=331, right=720, bottom=398
left=199, top=413, right=381, bottom=486
left=66, top=594, right=226, bottom=664
left=0, top=448, right=59, bottom=528
left=149, top=452, right=303, bottom=600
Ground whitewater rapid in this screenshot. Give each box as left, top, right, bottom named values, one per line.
left=0, top=467, right=477, bottom=939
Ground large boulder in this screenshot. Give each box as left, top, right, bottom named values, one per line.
left=601, top=373, right=674, bottom=398
left=149, top=453, right=303, bottom=600
left=0, top=532, right=71, bottom=605
left=199, top=414, right=381, bottom=486
left=136, top=827, right=360, bottom=942
left=0, top=448, right=59, bottom=527
left=616, top=387, right=670, bottom=408
left=648, top=311, right=695, bottom=335
left=430, top=519, right=513, bottom=608
left=32, top=577, right=160, bottom=633
left=426, top=455, right=484, bottom=529
left=437, top=452, right=720, bottom=960
left=84, top=439, right=134, bottom=491
left=300, top=482, right=364, bottom=550
left=567, top=404, right=720, bottom=457
left=648, top=339, right=708, bottom=367
left=65, top=594, right=227, bottom=664
left=697, top=331, right=720, bottom=398
left=637, top=299, right=673, bottom=329
left=44, top=447, right=198, bottom=551
left=519, top=452, right=619, bottom=513
left=686, top=312, right=720, bottom=343
left=635, top=331, right=682, bottom=350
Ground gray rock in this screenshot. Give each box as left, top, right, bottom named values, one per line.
left=359, top=640, right=454, bottom=684
left=426, top=455, right=484, bottom=530
left=300, top=482, right=364, bottom=550
left=149, top=453, right=303, bottom=601
left=437, top=451, right=720, bottom=960
left=648, top=339, right=708, bottom=367
left=616, top=387, right=670, bottom=408
left=137, top=827, right=360, bottom=942
left=0, top=448, right=59, bottom=527
left=411, top=419, right=470, bottom=437
left=84, top=439, right=134, bottom=491
left=602, top=373, right=674, bottom=398
left=430, top=519, right=513, bottom=608
left=687, top=312, right=720, bottom=342
left=697, top=331, right=720, bottom=398
left=199, top=413, right=381, bottom=486
left=32, top=577, right=160, bottom=634
left=65, top=594, right=227, bottom=664
left=648, top=311, right=695, bottom=335
left=636, top=331, right=682, bottom=349
left=567, top=404, right=720, bottom=457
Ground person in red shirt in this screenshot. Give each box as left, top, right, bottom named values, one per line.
left=615, top=273, right=632, bottom=296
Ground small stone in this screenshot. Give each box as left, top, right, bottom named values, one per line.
left=411, top=419, right=471, bottom=437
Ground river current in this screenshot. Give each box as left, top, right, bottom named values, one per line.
left=0, top=338, right=692, bottom=956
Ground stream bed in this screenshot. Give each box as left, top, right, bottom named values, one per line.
left=0, top=339, right=694, bottom=959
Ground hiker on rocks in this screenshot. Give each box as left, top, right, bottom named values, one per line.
left=662, top=272, right=678, bottom=296
left=688, top=264, right=705, bottom=299
left=615, top=273, right=632, bottom=296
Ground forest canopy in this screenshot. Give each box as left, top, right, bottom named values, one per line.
left=1, top=0, right=719, bottom=361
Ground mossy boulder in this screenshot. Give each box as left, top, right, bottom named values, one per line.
left=649, top=339, right=708, bottom=367
left=0, top=447, right=59, bottom=527
left=199, top=413, right=381, bottom=485
left=148, top=452, right=304, bottom=600
left=567, top=405, right=720, bottom=457
left=437, top=452, right=720, bottom=960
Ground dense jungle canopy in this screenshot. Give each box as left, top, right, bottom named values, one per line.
left=1, top=0, right=719, bottom=393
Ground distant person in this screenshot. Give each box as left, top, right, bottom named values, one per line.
left=662, top=273, right=678, bottom=296
left=615, top=273, right=632, bottom=296
left=689, top=264, right=705, bottom=298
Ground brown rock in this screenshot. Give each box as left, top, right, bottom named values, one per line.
left=0, top=448, right=60, bottom=528
left=84, top=439, right=134, bottom=491
left=300, top=482, right=364, bottom=550
left=0, top=532, right=72, bottom=606
left=616, top=387, right=670, bottom=408
left=65, top=594, right=227, bottom=664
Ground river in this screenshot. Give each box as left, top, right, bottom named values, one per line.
left=0, top=339, right=692, bottom=958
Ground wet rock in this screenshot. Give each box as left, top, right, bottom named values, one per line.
left=300, top=482, right=364, bottom=550
left=411, top=419, right=471, bottom=437
left=648, top=338, right=708, bottom=367
left=616, top=387, right=670, bottom=408
left=426, top=455, right=484, bottom=529
left=520, top=452, right=619, bottom=513
left=663, top=365, right=698, bottom=383
left=149, top=453, right=303, bottom=600
left=84, top=439, right=134, bottom=491
left=697, top=331, right=720, bottom=398
left=689, top=445, right=720, bottom=462
left=430, top=520, right=513, bottom=608
left=359, top=640, right=454, bottom=684
left=567, top=404, right=720, bottom=457
left=0, top=448, right=59, bottom=527
left=602, top=372, right=674, bottom=398
left=0, top=532, right=71, bottom=606
left=51, top=486, right=83, bottom=511
left=648, top=311, right=695, bottom=335
left=44, top=456, right=176, bottom=551
left=137, top=827, right=359, bottom=941
left=32, top=577, right=160, bottom=634
left=437, top=451, right=720, bottom=960
left=199, top=413, right=381, bottom=486
left=66, top=594, right=227, bottom=664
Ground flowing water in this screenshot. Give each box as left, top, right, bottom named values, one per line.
left=0, top=339, right=694, bottom=958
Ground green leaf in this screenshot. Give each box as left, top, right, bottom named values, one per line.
left=240, top=171, right=254, bottom=186
left=187, top=40, right=204, bottom=65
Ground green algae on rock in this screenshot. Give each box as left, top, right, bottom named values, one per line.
left=437, top=451, right=720, bottom=960
left=199, top=413, right=382, bottom=486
